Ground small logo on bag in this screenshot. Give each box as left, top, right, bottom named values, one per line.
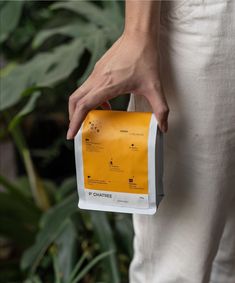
left=88, top=192, right=112, bottom=198
left=88, top=120, right=101, bottom=133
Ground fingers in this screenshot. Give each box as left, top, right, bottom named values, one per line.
left=145, top=89, right=169, bottom=133
left=67, top=88, right=114, bottom=140
left=68, top=78, right=93, bottom=121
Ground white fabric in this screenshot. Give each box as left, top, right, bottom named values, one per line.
left=127, top=1, right=235, bottom=282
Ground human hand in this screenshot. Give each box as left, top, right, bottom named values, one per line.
left=67, top=31, right=169, bottom=139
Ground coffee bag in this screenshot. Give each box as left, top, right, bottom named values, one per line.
left=74, top=110, right=163, bottom=214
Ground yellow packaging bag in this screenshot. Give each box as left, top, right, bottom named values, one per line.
left=74, top=110, right=164, bottom=214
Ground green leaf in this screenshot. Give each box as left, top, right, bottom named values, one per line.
left=55, top=220, right=78, bottom=283
left=0, top=192, right=40, bottom=246
left=9, top=125, right=50, bottom=211
left=9, top=92, right=41, bottom=130
left=102, top=0, right=124, bottom=28
left=51, top=1, right=108, bottom=27
left=0, top=174, right=41, bottom=215
left=70, top=250, right=115, bottom=283
left=0, top=1, right=24, bottom=42
left=115, top=214, right=134, bottom=257
left=0, top=39, right=84, bottom=111
left=32, top=21, right=96, bottom=48
left=24, top=275, right=43, bottom=283
left=21, top=193, right=78, bottom=272
left=50, top=246, right=62, bottom=283
left=67, top=252, right=87, bottom=283
left=56, top=177, right=77, bottom=201
left=0, top=192, right=40, bottom=226
left=37, top=39, right=85, bottom=87
left=51, top=1, right=122, bottom=41
left=0, top=62, right=17, bottom=77
left=0, top=64, right=33, bottom=111
left=0, top=215, right=35, bottom=247
left=90, top=212, right=121, bottom=283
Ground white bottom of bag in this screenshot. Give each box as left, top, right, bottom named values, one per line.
left=78, top=199, right=156, bottom=215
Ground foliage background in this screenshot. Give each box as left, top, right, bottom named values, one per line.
left=0, top=1, right=133, bottom=283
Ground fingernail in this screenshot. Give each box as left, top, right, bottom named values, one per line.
left=66, top=129, right=73, bottom=140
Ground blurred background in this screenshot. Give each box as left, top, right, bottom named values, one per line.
left=0, top=1, right=133, bottom=283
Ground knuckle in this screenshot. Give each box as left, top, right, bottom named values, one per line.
left=163, top=105, right=170, bottom=114
left=101, top=70, right=113, bottom=88
left=94, top=60, right=101, bottom=70
left=105, top=72, right=113, bottom=86
left=77, top=100, right=89, bottom=113
left=69, top=95, right=73, bottom=103
left=145, top=81, right=162, bottom=94
left=93, top=62, right=114, bottom=88
left=69, top=94, right=77, bottom=104
left=78, top=82, right=87, bottom=92
left=92, top=67, right=99, bottom=77
left=157, top=105, right=169, bottom=118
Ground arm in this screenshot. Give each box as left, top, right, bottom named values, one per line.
left=125, top=0, right=161, bottom=38
left=67, top=0, right=169, bottom=139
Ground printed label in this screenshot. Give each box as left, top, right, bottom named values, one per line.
left=82, top=110, right=152, bottom=194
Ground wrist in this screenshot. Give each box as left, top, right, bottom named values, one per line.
left=124, top=1, right=161, bottom=42
left=123, top=26, right=158, bottom=39
left=122, top=28, right=159, bottom=48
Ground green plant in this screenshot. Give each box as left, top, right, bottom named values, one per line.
left=0, top=0, right=125, bottom=113
left=0, top=171, right=133, bottom=282
left=0, top=1, right=133, bottom=283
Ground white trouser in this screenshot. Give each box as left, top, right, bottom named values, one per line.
left=128, top=1, right=235, bottom=282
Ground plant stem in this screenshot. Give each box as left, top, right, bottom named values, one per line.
left=7, top=119, right=50, bottom=211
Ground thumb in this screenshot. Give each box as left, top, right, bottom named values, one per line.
left=145, top=90, right=169, bottom=133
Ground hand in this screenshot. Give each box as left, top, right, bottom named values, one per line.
left=67, top=31, right=169, bottom=139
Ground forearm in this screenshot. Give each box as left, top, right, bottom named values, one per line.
left=124, top=0, right=161, bottom=40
